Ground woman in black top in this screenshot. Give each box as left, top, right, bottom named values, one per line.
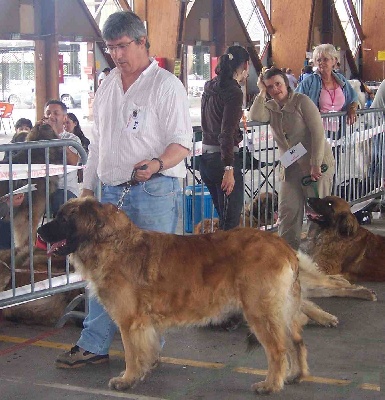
left=65, top=112, right=90, bottom=153
left=200, top=45, right=250, bottom=230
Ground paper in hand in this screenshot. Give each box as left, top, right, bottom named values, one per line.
left=0, top=184, right=37, bottom=202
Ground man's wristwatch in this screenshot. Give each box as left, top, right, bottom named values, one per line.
left=224, top=166, right=234, bottom=171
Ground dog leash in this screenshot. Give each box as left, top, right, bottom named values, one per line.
left=221, top=194, right=229, bottom=230
left=117, top=164, right=148, bottom=209
left=301, top=164, right=328, bottom=198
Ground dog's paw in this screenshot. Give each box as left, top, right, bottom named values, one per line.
left=368, top=289, right=377, bottom=301
left=108, top=376, right=133, bottom=391
left=326, top=315, right=339, bottom=327
left=285, top=374, right=304, bottom=385
left=251, top=380, right=283, bottom=394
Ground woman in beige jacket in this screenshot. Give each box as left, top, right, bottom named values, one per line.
left=249, top=67, right=335, bottom=250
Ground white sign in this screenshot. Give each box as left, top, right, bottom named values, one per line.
left=280, top=142, right=307, bottom=168
left=192, top=141, right=203, bottom=157
left=0, top=164, right=81, bottom=181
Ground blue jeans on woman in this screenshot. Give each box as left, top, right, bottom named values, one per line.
left=76, top=175, right=180, bottom=355
left=199, top=152, right=243, bottom=230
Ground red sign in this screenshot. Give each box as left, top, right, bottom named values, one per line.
left=211, top=57, right=218, bottom=78
left=155, top=57, right=166, bottom=69
left=84, top=66, right=93, bottom=75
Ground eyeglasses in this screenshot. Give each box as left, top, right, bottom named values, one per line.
left=104, top=39, right=135, bottom=54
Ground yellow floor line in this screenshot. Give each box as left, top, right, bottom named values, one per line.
left=0, top=335, right=380, bottom=392
left=359, top=383, right=381, bottom=392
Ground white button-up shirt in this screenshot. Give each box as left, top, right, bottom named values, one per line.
left=58, top=131, right=81, bottom=196
left=83, top=60, right=193, bottom=190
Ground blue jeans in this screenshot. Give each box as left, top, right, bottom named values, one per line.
left=77, top=175, right=180, bottom=355
left=0, top=220, right=11, bottom=249
left=50, top=189, right=77, bottom=215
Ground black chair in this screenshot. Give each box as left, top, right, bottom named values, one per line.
left=239, top=147, right=279, bottom=199
left=185, top=127, right=203, bottom=184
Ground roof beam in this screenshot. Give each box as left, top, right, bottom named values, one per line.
left=254, top=0, right=274, bottom=35
left=345, top=0, right=365, bottom=41
left=229, top=0, right=263, bottom=72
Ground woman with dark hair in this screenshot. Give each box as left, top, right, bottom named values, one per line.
left=200, top=45, right=250, bottom=230
left=64, top=112, right=90, bottom=153
left=249, top=67, right=335, bottom=250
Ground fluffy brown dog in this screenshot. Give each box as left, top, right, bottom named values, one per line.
left=0, top=123, right=63, bottom=247
left=307, top=195, right=385, bottom=281
left=0, top=247, right=81, bottom=325
left=193, top=192, right=278, bottom=234
left=38, top=197, right=309, bottom=395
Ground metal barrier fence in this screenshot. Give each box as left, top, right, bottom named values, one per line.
left=0, top=139, right=87, bottom=324
left=184, top=107, right=385, bottom=233
left=0, top=107, right=384, bottom=322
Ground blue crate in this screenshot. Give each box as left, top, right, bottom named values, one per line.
left=184, top=185, right=218, bottom=233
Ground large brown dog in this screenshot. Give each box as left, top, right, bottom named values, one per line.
left=38, top=197, right=309, bottom=394
left=307, top=195, right=385, bottom=281
left=0, top=123, right=63, bottom=247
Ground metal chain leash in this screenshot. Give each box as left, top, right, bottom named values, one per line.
left=117, top=164, right=148, bottom=209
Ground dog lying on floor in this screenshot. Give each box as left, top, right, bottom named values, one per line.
left=0, top=247, right=82, bottom=325
left=307, top=195, right=385, bottom=282
left=193, top=193, right=376, bottom=314
left=0, top=123, right=63, bottom=247
left=38, top=197, right=311, bottom=395
left=194, top=192, right=278, bottom=234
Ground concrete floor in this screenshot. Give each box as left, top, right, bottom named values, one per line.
left=1, top=220, right=385, bottom=399
left=0, top=286, right=384, bottom=400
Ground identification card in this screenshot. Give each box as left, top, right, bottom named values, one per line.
left=280, top=142, right=307, bottom=168
left=124, top=108, right=143, bottom=134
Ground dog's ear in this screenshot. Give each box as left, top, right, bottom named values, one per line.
left=335, top=212, right=358, bottom=236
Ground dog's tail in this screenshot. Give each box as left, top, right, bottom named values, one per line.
left=297, top=251, right=340, bottom=327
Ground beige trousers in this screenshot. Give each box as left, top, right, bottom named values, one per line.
left=278, top=162, right=334, bottom=250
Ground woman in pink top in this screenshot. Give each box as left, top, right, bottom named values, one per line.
left=296, top=44, right=358, bottom=122
left=296, top=44, right=358, bottom=173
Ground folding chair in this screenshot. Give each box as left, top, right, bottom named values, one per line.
left=0, top=102, right=15, bottom=134
left=240, top=146, right=279, bottom=199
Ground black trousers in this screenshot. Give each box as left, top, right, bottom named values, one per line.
left=199, top=152, right=243, bottom=230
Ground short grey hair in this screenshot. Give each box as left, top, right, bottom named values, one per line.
left=102, top=11, right=150, bottom=49
left=313, top=44, right=339, bottom=65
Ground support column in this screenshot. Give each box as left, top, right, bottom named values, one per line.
left=34, top=41, right=47, bottom=120
left=321, top=0, right=334, bottom=44
left=212, top=0, right=226, bottom=56
left=34, top=0, right=60, bottom=117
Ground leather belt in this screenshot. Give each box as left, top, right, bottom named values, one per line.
left=202, top=144, right=239, bottom=154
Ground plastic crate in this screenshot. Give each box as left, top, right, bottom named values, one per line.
left=184, top=185, right=218, bottom=233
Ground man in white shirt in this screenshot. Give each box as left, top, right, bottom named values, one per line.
left=97, top=67, right=111, bottom=87
left=55, top=11, right=192, bottom=370
left=44, top=100, right=82, bottom=214
left=285, top=69, right=297, bottom=90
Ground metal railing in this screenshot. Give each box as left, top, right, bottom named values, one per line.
left=0, top=139, right=87, bottom=325
left=0, top=107, right=384, bottom=322
left=184, top=107, right=385, bottom=233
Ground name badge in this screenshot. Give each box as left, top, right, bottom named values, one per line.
left=280, top=142, right=307, bottom=168
left=124, top=109, right=143, bottom=134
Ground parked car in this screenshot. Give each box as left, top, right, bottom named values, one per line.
left=59, top=76, right=82, bottom=108
left=1, top=76, right=82, bottom=108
